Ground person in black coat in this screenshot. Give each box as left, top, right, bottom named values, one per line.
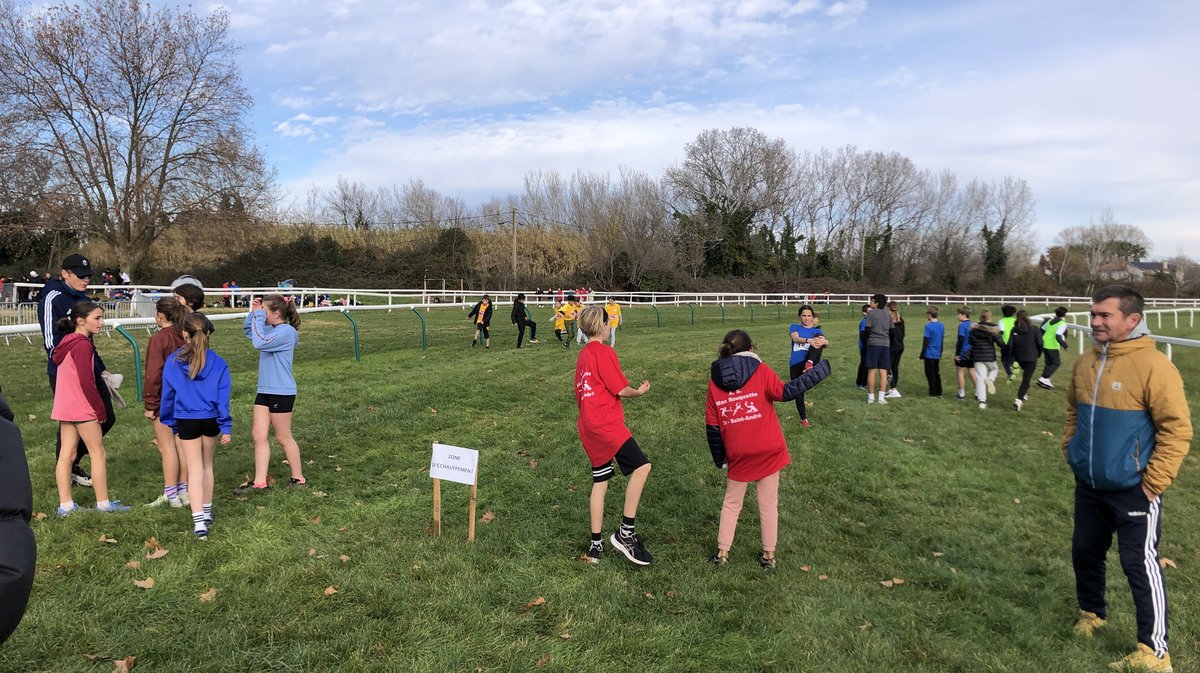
left=511, top=293, right=539, bottom=348
left=967, top=309, right=1004, bottom=408
left=0, top=388, right=36, bottom=646
left=467, top=295, right=494, bottom=349
left=1008, top=310, right=1043, bottom=411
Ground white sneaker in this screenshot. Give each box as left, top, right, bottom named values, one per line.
left=1036, top=378, right=1053, bottom=389
left=979, top=402, right=987, bottom=410
left=168, top=496, right=184, bottom=508
left=877, top=394, right=888, bottom=405
left=867, top=395, right=874, bottom=404
left=1013, top=399, right=1023, bottom=411
left=145, top=494, right=170, bottom=508
left=179, top=491, right=191, bottom=506
left=886, top=389, right=902, bottom=398
left=985, top=378, right=996, bottom=395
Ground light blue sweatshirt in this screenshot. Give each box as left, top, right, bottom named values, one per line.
left=243, top=310, right=298, bottom=395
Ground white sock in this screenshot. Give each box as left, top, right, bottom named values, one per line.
left=96, top=499, right=110, bottom=509
left=877, top=391, right=886, bottom=401
left=60, top=500, right=74, bottom=510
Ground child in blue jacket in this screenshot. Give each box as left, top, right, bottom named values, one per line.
left=161, top=313, right=231, bottom=539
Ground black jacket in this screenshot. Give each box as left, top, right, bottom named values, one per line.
left=889, top=319, right=905, bottom=353
left=1008, top=323, right=1043, bottom=362
left=704, top=356, right=831, bottom=468
left=0, top=390, right=36, bottom=646
left=967, top=321, right=1004, bottom=363
left=37, top=278, right=106, bottom=378
left=511, top=300, right=532, bottom=324
left=467, top=301, right=493, bottom=328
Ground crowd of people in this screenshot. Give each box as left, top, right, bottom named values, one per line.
left=0, top=255, right=1192, bottom=671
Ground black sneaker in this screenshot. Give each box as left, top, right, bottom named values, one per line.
left=471, top=339, right=477, bottom=348
left=757, top=552, right=776, bottom=571
left=586, top=541, right=603, bottom=563
left=288, top=477, right=307, bottom=488
left=71, top=465, right=93, bottom=487
left=708, top=552, right=728, bottom=566
left=232, top=482, right=270, bottom=496
left=562, top=342, right=569, bottom=349
left=610, top=530, right=652, bottom=566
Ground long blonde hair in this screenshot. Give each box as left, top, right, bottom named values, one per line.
left=177, top=313, right=213, bottom=379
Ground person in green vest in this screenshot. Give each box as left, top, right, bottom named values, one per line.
left=997, top=304, right=1017, bottom=381
left=1037, top=306, right=1070, bottom=389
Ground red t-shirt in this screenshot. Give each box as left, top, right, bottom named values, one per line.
left=575, top=341, right=632, bottom=466
left=705, top=362, right=791, bottom=481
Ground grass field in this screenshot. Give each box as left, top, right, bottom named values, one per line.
left=0, top=304, right=1197, bottom=672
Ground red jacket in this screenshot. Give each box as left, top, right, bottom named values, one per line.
left=705, top=354, right=831, bottom=481
left=51, top=333, right=106, bottom=423
left=143, top=326, right=186, bottom=413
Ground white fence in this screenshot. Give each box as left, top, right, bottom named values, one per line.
left=1033, top=308, right=1200, bottom=362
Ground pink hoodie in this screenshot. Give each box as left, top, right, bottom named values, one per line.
left=51, top=332, right=106, bottom=423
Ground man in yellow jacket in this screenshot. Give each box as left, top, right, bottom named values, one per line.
left=1062, top=285, right=1192, bottom=673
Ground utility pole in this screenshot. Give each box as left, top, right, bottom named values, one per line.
left=511, top=207, right=518, bottom=287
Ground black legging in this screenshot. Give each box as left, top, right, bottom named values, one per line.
left=790, top=348, right=824, bottom=420
left=0, top=413, right=36, bottom=647
left=516, top=320, right=537, bottom=347
left=888, top=348, right=904, bottom=390
left=1016, top=359, right=1038, bottom=400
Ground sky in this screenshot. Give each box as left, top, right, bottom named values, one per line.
left=207, top=0, right=1199, bottom=259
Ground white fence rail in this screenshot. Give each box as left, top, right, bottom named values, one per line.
left=1033, top=309, right=1200, bottom=361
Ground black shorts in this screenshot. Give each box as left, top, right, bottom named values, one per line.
left=254, top=393, right=296, bottom=414
left=956, top=358, right=975, bottom=369
left=176, top=418, right=219, bottom=440
left=591, top=437, right=650, bottom=483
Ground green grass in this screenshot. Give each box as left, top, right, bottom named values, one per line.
left=1, top=306, right=1198, bottom=672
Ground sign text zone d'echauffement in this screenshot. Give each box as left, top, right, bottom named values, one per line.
left=430, top=443, right=479, bottom=485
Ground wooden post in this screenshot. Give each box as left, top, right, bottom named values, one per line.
left=467, top=473, right=478, bottom=543
left=432, top=478, right=442, bottom=537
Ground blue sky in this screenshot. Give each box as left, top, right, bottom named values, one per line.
left=210, top=0, right=1199, bottom=258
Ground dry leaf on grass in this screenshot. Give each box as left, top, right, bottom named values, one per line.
left=859, top=621, right=874, bottom=631
left=99, top=534, right=118, bottom=545
left=642, top=592, right=656, bottom=600
left=835, top=408, right=845, bottom=414
left=523, top=596, right=546, bottom=610
left=34, top=512, right=47, bottom=520
left=132, top=578, right=155, bottom=589
left=430, top=407, right=438, bottom=415
left=1042, top=431, right=1057, bottom=437
left=559, top=633, right=571, bottom=640
left=323, top=585, right=338, bottom=596
left=529, top=459, right=538, bottom=469
left=335, top=465, right=342, bottom=472
left=145, top=548, right=169, bottom=560
left=493, top=420, right=498, bottom=427
left=1160, top=557, right=1178, bottom=570
left=308, top=548, right=317, bottom=557
left=339, top=554, right=350, bottom=562
left=932, top=551, right=945, bottom=558
left=578, top=554, right=598, bottom=564
left=124, top=560, right=141, bottom=570
left=27, top=414, right=37, bottom=421
left=902, top=438, right=914, bottom=444
left=1014, top=498, right=1022, bottom=505
left=313, top=491, right=328, bottom=498
left=198, top=588, right=217, bottom=603
left=144, top=537, right=162, bottom=552
left=481, top=511, right=496, bottom=523
left=817, top=575, right=829, bottom=581
left=535, top=654, right=551, bottom=668
left=113, top=655, right=136, bottom=672
left=367, top=405, right=377, bottom=413
left=309, top=516, right=321, bottom=525
left=880, top=577, right=905, bottom=588
left=800, top=565, right=810, bottom=572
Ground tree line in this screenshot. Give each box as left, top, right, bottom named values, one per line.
left=1, top=0, right=1194, bottom=296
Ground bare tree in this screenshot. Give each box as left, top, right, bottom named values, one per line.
left=0, top=0, right=271, bottom=275
left=323, top=175, right=378, bottom=230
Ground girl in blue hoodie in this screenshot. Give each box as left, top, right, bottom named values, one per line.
left=235, top=294, right=305, bottom=495
left=160, top=313, right=231, bottom=539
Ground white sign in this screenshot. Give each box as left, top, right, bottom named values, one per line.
left=430, top=443, right=479, bottom=485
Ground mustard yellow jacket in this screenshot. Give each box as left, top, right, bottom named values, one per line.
left=1062, top=331, right=1192, bottom=494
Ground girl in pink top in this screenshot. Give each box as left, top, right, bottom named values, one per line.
left=52, top=301, right=130, bottom=515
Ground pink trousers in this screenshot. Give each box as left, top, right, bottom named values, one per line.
left=716, top=471, right=780, bottom=553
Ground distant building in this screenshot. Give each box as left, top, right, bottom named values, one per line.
left=1098, top=260, right=1184, bottom=282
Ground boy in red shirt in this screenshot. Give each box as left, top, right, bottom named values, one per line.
left=705, top=329, right=830, bottom=569
left=575, top=306, right=653, bottom=565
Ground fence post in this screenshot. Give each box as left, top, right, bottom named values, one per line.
left=720, top=303, right=725, bottom=324
left=749, top=305, right=755, bottom=322
left=688, top=303, right=695, bottom=325
left=650, top=304, right=661, bottom=328
left=341, top=309, right=361, bottom=362
left=113, top=325, right=144, bottom=401
left=409, top=307, right=428, bottom=351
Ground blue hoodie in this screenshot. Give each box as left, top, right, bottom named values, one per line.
left=243, top=310, right=298, bottom=395
left=159, top=350, right=232, bottom=434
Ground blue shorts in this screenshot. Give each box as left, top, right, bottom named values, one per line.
left=864, top=345, right=892, bottom=370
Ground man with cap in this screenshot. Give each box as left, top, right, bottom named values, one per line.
left=37, top=253, right=117, bottom=487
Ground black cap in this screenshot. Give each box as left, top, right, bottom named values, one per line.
left=61, top=253, right=93, bottom=277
